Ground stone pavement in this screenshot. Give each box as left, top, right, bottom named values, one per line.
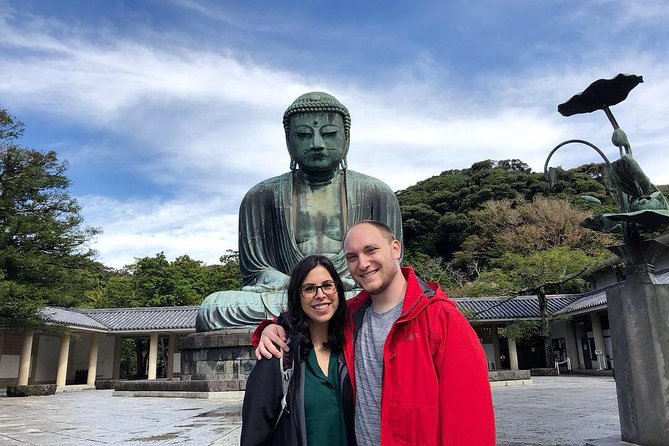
left=493, top=376, right=619, bottom=446
left=0, top=375, right=620, bottom=445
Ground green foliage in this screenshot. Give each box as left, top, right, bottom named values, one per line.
left=453, top=196, right=614, bottom=278
left=398, top=159, right=618, bottom=261
left=0, top=108, right=25, bottom=141
left=466, top=247, right=598, bottom=297
left=0, top=275, right=43, bottom=331
left=89, top=250, right=242, bottom=308
left=498, top=320, right=539, bottom=340
left=0, top=109, right=100, bottom=329
left=402, top=251, right=467, bottom=295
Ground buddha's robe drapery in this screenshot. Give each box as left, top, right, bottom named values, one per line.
left=196, top=169, right=402, bottom=330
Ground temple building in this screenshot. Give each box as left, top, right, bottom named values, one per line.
left=3, top=257, right=668, bottom=389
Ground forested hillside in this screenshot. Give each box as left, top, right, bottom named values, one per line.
left=397, top=159, right=617, bottom=261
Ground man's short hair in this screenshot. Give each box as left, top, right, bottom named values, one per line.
left=346, top=220, right=397, bottom=243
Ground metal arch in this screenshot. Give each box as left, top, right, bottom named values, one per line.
left=543, top=139, right=611, bottom=179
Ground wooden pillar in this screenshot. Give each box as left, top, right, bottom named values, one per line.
left=590, top=312, right=607, bottom=370
left=112, top=335, right=122, bottom=380
left=491, top=325, right=502, bottom=370
left=148, top=333, right=158, bottom=380
left=56, top=333, right=71, bottom=387
left=166, top=334, right=175, bottom=379
left=18, top=332, right=34, bottom=385
left=508, top=336, right=519, bottom=371
left=86, top=333, right=99, bottom=385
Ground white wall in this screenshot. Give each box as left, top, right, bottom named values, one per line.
left=96, top=335, right=115, bottom=379
left=0, top=354, right=20, bottom=379
left=34, top=335, right=60, bottom=382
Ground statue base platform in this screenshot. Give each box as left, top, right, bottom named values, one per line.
left=179, top=328, right=255, bottom=387
left=112, top=379, right=246, bottom=399
left=111, top=328, right=256, bottom=398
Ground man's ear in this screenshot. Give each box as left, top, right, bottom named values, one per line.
left=391, top=239, right=402, bottom=261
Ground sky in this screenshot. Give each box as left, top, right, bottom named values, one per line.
left=2, top=0, right=669, bottom=269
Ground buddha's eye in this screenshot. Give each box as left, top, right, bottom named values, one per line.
left=321, top=125, right=339, bottom=137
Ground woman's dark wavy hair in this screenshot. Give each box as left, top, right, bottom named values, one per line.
left=286, top=255, right=347, bottom=352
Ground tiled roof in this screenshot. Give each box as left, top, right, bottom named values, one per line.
left=41, top=267, right=669, bottom=331
left=84, top=306, right=198, bottom=331
left=42, top=306, right=199, bottom=332
left=453, top=295, right=581, bottom=321
left=553, top=290, right=608, bottom=315
left=655, top=268, right=669, bottom=283
left=41, top=307, right=109, bottom=330
left=555, top=267, right=669, bottom=315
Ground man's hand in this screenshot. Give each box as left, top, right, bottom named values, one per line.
left=255, top=324, right=288, bottom=360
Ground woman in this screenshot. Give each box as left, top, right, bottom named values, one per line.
left=241, top=255, right=355, bottom=446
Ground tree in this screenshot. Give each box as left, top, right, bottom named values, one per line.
left=92, top=250, right=242, bottom=378
left=0, top=109, right=100, bottom=330
left=455, top=196, right=615, bottom=367
left=403, top=251, right=468, bottom=296
left=397, top=159, right=618, bottom=261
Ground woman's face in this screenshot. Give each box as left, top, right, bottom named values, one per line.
left=299, top=265, right=339, bottom=326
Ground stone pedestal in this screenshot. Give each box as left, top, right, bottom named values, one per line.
left=179, top=328, right=256, bottom=390
left=606, top=283, right=669, bottom=445
left=6, top=384, right=57, bottom=397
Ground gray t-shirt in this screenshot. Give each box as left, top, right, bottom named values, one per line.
left=354, top=300, right=403, bottom=446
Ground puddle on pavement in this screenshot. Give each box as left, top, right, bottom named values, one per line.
left=195, top=408, right=241, bottom=418
left=129, top=432, right=180, bottom=442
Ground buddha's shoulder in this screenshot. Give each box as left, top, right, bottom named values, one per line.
left=345, top=170, right=394, bottom=192
left=244, top=172, right=291, bottom=196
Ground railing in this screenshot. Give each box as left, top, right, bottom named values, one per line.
left=554, top=357, right=571, bottom=375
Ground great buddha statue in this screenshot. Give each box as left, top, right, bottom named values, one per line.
left=196, top=92, right=403, bottom=331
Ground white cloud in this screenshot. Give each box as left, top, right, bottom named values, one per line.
left=3, top=3, right=669, bottom=268
left=80, top=195, right=239, bottom=268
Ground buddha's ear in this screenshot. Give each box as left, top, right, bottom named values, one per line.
left=342, top=133, right=350, bottom=159
left=285, top=128, right=297, bottom=164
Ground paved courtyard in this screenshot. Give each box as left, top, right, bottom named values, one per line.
left=0, top=375, right=620, bottom=445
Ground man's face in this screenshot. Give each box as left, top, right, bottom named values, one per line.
left=288, top=112, right=346, bottom=172
left=344, top=223, right=401, bottom=296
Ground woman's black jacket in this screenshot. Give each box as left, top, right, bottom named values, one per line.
left=240, top=331, right=355, bottom=446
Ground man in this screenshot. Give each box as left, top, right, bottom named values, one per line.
left=255, top=220, right=496, bottom=445
left=196, top=92, right=402, bottom=330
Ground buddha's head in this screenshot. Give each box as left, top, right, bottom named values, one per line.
left=283, top=92, right=351, bottom=173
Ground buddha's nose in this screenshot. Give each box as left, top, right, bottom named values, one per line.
left=311, top=132, right=325, bottom=150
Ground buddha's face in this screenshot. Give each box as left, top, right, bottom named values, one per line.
left=288, top=112, right=347, bottom=172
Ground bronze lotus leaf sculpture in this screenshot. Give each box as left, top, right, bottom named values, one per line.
left=549, top=74, right=669, bottom=236
left=558, top=73, right=643, bottom=117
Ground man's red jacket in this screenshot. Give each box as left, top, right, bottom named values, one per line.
left=252, top=267, right=496, bottom=445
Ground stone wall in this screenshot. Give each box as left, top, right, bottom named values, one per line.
left=179, top=328, right=255, bottom=390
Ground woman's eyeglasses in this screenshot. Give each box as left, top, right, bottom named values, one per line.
left=300, top=281, right=337, bottom=299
